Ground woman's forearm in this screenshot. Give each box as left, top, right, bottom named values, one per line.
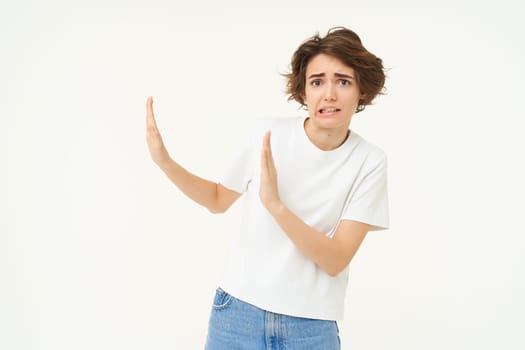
left=268, top=202, right=346, bottom=276
left=157, top=158, right=223, bottom=213
left=268, top=202, right=368, bottom=277
left=146, top=96, right=238, bottom=213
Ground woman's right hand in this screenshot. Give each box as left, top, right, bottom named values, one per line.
left=145, top=96, right=241, bottom=212
left=145, top=96, right=171, bottom=166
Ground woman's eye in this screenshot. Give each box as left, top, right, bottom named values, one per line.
left=311, top=80, right=321, bottom=86
left=339, top=79, right=351, bottom=86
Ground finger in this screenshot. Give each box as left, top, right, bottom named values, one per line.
left=146, top=96, right=159, bottom=131
left=261, top=132, right=273, bottom=179
left=264, top=131, right=276, bottom=173
left=146, top=96, right=154, bottom=116
left=264, top=134, right=278, bottom=182
left=264, top=131, right=272, bottom=154
left=261, top=132, right=268, bottom=173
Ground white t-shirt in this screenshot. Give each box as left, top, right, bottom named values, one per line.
left=219, top=117, right=389, bottom=320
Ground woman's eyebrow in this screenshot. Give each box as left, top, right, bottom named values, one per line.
left=308, top=72, right=355, bottom=79
left=308, top=73, right=325, bottom=79
left=334, top=72, right=354, bottom=79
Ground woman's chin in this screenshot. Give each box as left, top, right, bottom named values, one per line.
left=310, top=114, right=350, bottom=129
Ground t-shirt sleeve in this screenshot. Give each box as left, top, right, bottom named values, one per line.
left=341, top=154, right=389, bottom=231
left=219, top=124, right=259, bottom=194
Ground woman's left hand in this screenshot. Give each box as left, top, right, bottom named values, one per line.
left=259, top=131, right=282, bottom=213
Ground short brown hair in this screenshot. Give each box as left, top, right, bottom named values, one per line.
left=284, top=27, right=385, bottom=113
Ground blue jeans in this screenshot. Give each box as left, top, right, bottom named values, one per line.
left=205, top=287, right=341, bottom=350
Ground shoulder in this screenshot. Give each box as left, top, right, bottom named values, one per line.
left=240, top=117, right=301, bottom=150
left=352, top=132, right=387, bottom=168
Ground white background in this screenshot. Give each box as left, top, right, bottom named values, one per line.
left=2, top=0, right=524, bottom=349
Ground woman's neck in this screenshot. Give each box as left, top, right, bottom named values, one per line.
left=304, top=118, right=350, bottom=151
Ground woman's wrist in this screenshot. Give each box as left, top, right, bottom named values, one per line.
left=266, top=199, right=286, bottom=218
left=158, top=157, right=180, bottom=176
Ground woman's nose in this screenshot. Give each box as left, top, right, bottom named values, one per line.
left=324, top=84, right=336, bottom=101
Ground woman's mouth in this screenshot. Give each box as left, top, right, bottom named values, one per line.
left=318, top=107, right=341, bottom=115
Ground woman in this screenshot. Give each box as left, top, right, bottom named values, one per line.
left=146, top=27, right=389, bottom=350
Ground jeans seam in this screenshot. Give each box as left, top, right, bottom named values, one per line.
left=212, top=289, right=234, bottom=310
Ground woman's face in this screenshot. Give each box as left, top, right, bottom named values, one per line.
left=303, top=54, right=364, bottom=131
